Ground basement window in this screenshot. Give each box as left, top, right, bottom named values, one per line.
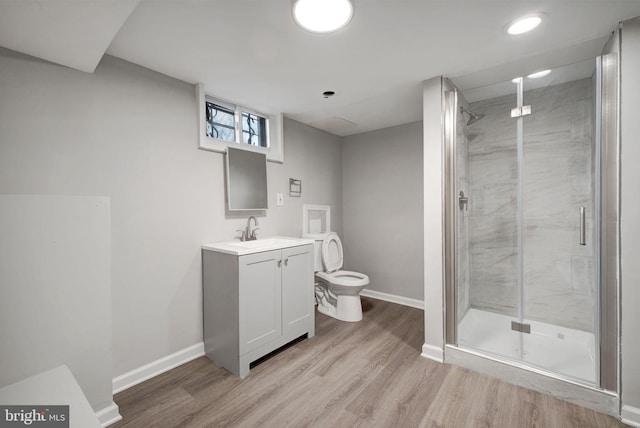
left=241, top=112, right=268, bottom=147
left=206, top=102, right=236, bottom=142
left=197, top=84, right=283, bottom=162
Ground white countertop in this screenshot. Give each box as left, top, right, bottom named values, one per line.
left=202, top=236, right=314, bottom=256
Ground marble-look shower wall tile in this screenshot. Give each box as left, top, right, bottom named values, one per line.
left=469, top=148, right=518, bottom=192
left=524, top=288, right=594, bottom=331
left=469, top=245, right=519, bottom=317
left=464, top=77, right=595, bottom=331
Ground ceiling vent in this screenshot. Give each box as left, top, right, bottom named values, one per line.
left=309, top=117, right=357, bottom=133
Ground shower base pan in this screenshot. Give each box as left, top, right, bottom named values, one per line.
left=457, top=308, right=595, bottom=384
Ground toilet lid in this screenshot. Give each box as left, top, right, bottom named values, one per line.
left=321, top=232, right=343, bottom=273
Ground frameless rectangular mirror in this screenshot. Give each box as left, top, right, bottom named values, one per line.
left=226, top=146, right=268, bottom=211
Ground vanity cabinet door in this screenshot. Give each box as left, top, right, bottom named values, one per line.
left=281, top=245, right=315, bottom=338
left=239, top=249, right=282, bottom=355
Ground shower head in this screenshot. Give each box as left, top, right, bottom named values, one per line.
left=459, top=105, right=485, bottom=126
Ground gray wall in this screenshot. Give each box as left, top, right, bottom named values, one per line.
left=620, top=17, right=640, bottom=418
left=0, top=48, right=342, bottom=384
left=0, top=195, right=112, bottom=411
left=342, top=121, right=423, bottom=301
left=267, top=119, right=343, bottom=238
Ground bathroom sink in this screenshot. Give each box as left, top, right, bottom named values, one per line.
left=202, top=236, right=314, bottom=256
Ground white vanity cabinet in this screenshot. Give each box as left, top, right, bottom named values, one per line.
left=202, top=238, right=315, bottom=378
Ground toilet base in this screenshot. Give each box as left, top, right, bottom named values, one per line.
left=317, top=294, right=363, bottom=322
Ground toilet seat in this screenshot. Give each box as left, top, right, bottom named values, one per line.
left=321, top=232, right=344, bottom=272
left=316, top=270, right=369, bottom=287
left=318, top=233, right=369, bottom=287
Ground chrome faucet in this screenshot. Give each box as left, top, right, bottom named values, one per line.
left=245, top=216, right=259, bottom=241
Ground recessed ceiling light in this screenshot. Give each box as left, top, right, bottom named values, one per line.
left=507, top=14, right=544, bottom=35
left=512, top=77, right=522, bottom=84
left=527, top=69, right=551, bottom=79
left=293, top=0, right=354, bottom=33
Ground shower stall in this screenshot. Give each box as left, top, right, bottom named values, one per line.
left=443, top=55, right=619, bottom=392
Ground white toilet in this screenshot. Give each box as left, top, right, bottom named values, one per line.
left=310, top=232, right=369, bottom=322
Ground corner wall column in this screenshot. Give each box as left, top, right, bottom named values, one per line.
left=422, top=76, right=446, bottom=362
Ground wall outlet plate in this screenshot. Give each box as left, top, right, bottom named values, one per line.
left=276, top=193, right=284, bottom=206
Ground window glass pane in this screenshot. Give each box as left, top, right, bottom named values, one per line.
left=241, top=112, right=268, bottom=148
left=206, top=102, right=236, bottom=142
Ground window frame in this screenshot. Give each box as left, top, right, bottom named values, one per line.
left=196, top=83, right=283, bottom=163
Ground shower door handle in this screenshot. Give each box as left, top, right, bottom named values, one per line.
left=580, top=206, right=586, bottom=246
left=459, top=191, right=468, bottom=211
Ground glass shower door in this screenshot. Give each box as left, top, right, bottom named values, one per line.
left=454, top=83, right=522, bottom=362
left=450, top=55, right=616, bottom=389
left=520, top=60, right=598, bottom=384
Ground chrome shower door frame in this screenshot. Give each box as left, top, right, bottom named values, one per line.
left=443, top=79, right=457, bottom=346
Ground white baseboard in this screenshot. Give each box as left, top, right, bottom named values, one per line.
left=112, top=342, right=205, bottom=394
left=421, top=343, right=444, bottom=363
left=622, top=404, right=640, bottom=427
left=360, top=289, right=424, bottom=309
left=96, top=401, right=121, bottom=427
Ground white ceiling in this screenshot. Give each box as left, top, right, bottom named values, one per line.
left=2, top=1, right=640, bottom=136
left=0, top=0, right=139, bottom=73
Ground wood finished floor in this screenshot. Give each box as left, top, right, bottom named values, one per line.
left=113, top=299, right=625, bottom=427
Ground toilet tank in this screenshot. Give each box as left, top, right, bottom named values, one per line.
left=302, top=232, right=328, bottom=272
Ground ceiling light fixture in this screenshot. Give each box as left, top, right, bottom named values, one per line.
left=527, top=69, right=551, bottom=79
left=292, top=0, right=354, bottom=33
left=506, top=13, right=544, bottom=35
